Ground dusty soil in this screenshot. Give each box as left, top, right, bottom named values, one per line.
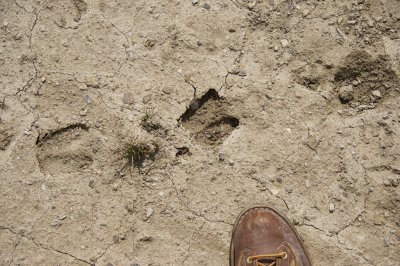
left=1, top=0, right=400, bottom=265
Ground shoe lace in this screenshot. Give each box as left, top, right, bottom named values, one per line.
left=247, top=252, right=287, bottom=266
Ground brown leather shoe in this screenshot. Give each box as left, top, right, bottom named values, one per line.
left=230, top=206, right=312, bottom=266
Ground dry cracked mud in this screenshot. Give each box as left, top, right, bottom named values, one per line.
left=1, top=0, right=400, bottom=265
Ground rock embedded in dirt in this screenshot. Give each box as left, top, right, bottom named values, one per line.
left=201, top=3, right=210, bottom=10
left=85, top=76, right=99, bottom=88
left=281, top=39, right=289, bottom=47
left=123, top=92, right=135, bottom=104
left=372, top=90, right=382, bottom=99
left=162, top=86, right=174, bottom=94
left=338, top=85, right=354, bottom=103
left=142, top=94, right=152, bottom=104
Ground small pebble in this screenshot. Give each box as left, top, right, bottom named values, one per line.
left=85, top=76, right=99, bottom=88
left=281, top=39, right=289, bottom=47
left=162, top=86, right=174, bottom=94
left=374, top=215, right=384, bottom=226
left=372, top=90, right=382, bottom=99
left=146, top=207, right=154, bottom=220
left=192, top=0, right=199, bottom=5
left=122, top=92, right=134, bottom=104
left=142, top=94, right=152, bottom=104
left=79, top=108, right=88, bottom=116
left=329, top=203, right=335, bottom=213
left=238, top=70, right=247, bottom=77
left=201, top=3, right=210, bottom=10
left=248, top=0, right=256, bottom=9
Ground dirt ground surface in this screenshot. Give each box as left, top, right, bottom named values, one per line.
left=1, top=0, right=400, bottom=265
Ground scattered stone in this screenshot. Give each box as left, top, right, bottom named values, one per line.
left=229, top=160, right=234, bottom=166
left=338, top=85, right=354, bottom=103
left=302, top=9, right=310, bottom=17
left=347, top=20, right=357, bottom=25
left=106, top=263, right=114, bottom=266
left=372, top=90, right=382, bottom=99
left=395, top=229, right=400, bottom=238
left=351, top=80, right=359, bottom=86
left=122, top=92, right=135, bottom=104
left=391, top=179, right=399, bottom=187
left=329, top=203, right=335, bottom=213
left=383, top=237, right=391, bottom=247
left=162, top=86, right=174, bottom=94
left=88, top=180, right=95, bottom=188
left=79, top=108, right=88, bottom=116
left=14, top=33, right=22, bottom=40
left=238, top=70, right=247, bottom=77
left=201, top=3, right=210, bottom=10
left=273, top=46, right=279, bottom=52
left=142, top=94, right=152, bottom=104
left=248, top=0, right=256, bottom=9
left=112, top=235, right=119, bottom=243
left=362, top=154, right=368, bottom=160
left=218, top=152, right=225, bottom=161
left=305, top=179, right=311, bottom=188
left=374, top=215, right=384, bottom=226
left=84, top=95, right=92, bottom=104
left=146, top=207, right=154, bottom=220
left=85, top=76, right=99, bottom=88
left=383, top=179, right=390, bottom=186
left=281, top=39, right=289, bottom=47
left=192, top=0, right=199, bottom=5
left=41, top=77, right=46, bottom=83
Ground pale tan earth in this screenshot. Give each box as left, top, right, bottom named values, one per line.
left=1, top=0, right=400, bottom=265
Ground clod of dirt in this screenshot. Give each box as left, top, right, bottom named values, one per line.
left=334, top=50, right=399, bottom=105
left=36, top=124, right=93, bottom=174
left=180, top=89, right=239, bottom=146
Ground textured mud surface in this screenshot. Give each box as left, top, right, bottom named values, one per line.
left=1, top=0, right=400, bottom=265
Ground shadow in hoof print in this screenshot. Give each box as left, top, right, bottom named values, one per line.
left=180, top=89, right=239, bottom=146
left=36, top=124, right=94, bottom=175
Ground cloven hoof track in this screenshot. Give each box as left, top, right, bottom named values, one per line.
left=36, top=124, right=93, bottom=175
left=180, top=89, right=239, bottom=146
left=334, top=50, right=399, bottom=105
